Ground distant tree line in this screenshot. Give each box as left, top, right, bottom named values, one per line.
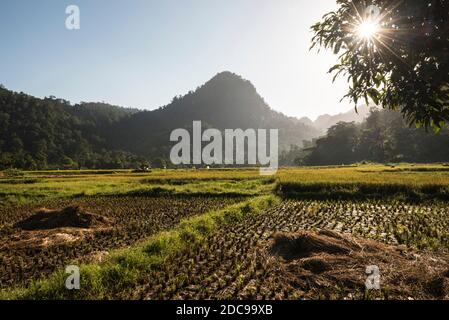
left=5, top=76, right=449, bottom=170
left=0, top=87, right=148, bottom=170
left=294, top=109, right=449, bottom=166
left=0, top=72, right=318, bottom=170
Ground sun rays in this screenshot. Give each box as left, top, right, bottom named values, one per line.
left=357, top=20, right=381, bottom=40
left=345, top=1, right=412, bottom=65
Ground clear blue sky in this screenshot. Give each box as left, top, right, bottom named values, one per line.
left=0, top=0, right=351, bottom=120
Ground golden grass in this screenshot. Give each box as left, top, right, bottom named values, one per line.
left=277, top=164, right=449, bottom=185
left=2, top=165, right=449, bottom=205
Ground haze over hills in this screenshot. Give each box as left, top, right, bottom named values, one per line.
left=2, top=70, right=443, bottom=170
left=108, top=72, right=321, bottom=158
left=0, top=72, right=326, bottom=169
left=299, top=105, right=372, bottom=134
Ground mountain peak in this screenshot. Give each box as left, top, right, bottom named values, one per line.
left=313, top=105, right=372, bottom=133
left=203, top=71, right=255, bottom=92
left=210, top=71, right=243, bottom=81
left=200, top=71, right=258, bottom=99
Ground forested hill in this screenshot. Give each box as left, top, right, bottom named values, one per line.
left=108, top=72, right=320, bottom=158
left=0, top=86, right=140, bottom=169
left=0, top=72, right=320, bottom=169
left=300, top=109, right=449, bottom=166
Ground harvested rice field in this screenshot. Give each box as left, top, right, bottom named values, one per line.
left=1, top=166, right=448, bottom=300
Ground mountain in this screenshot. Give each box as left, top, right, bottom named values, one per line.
left=0, top=72, right=320, bottom=169
left=312, top=105, right=372, bottom=134
left=109, top=72, right=321, bottom=158
left=298, top=117, right=315, bottom=127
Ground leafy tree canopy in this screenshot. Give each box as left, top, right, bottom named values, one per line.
left=301, top=108, right=449, bottom=166
left=312, top=0, right=449, bottom=130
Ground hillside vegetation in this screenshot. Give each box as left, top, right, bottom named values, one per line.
left=0, top=72, right=319, bottom=170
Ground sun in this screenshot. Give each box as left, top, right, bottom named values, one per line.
left=357, top=20, right=380, bottom=40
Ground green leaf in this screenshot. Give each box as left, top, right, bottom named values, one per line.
left=334, top=40, right=343, bottom=54
left=367, top=88, right=380, bottom=105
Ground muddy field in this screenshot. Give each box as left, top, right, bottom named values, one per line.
left=1, top=167, right=449, bottom=300
left=128, top=200, right=449, bottom=300
left=0, top=196, right=244, bottom=288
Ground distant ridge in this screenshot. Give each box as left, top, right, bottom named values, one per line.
left=108, top=71, right=322, bottom=158
left=299, top=105, right=373, bottom=134
left=0, top=72, right=323, bottom=169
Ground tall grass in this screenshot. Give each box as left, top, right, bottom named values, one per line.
left=0, top=171, right=274, bottom=206
left=3, top=165, right=449, bottom=205
left=275, top=164, right=449, bottom=201
left=279, top=182, right=449, bottom=201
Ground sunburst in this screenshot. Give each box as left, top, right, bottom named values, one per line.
left=357, top=20, right=380, bottom=40
left=347, top=1, right=411, bottom=65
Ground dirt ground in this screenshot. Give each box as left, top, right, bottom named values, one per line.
left=0, top=196, right=243, bottom=288
left=269, top=230, right=449, bottom=300
left=3, top=206, right=112, bottom=249
left=132, top=201, right=449, bottom=300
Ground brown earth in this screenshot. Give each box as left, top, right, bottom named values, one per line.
left=5, top=229, right=89, bottom=249
left=132, top=201, right=449, bottom=300
left=13, top=206, right=113, bottom=231
left=0, top=196, right=244, bottom=288
left=4, top=206, right=113, bottom=249
left=270, top=230, right=449, bottom=300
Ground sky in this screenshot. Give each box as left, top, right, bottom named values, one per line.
left=0, top=0, right=353, bottom=120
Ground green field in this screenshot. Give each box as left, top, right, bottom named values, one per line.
left=2, top=164, right=449, bottom=205
left=1, top=164, right=449, bottom=300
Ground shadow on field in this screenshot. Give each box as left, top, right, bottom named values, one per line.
left=65, top=188, right=253, bottom=201
left=278, top=182, right=449, bottom=203
left=113, top=187, right=254, bottom=199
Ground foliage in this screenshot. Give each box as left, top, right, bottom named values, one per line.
left=311, top=0, right=449, bottom=130
left=302, top=109, right=449, bottom=165
left=0, top=87, right=139, bottom=170
left=279, top=144, right=311, bottom=166
left=0, top=73, right=319, bottom=170
left=304, top=122, right=361, bottom=165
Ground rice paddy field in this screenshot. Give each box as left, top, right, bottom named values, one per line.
left=0, top=164, right=448, bottom=300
